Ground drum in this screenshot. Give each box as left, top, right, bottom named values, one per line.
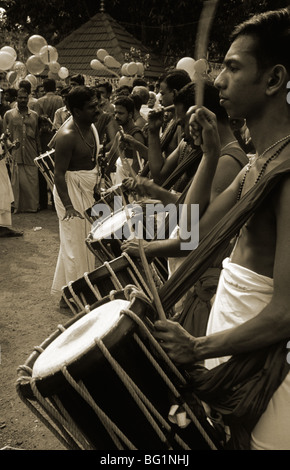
left=85, top=183, right=132, bottom=225
left=16, top=289, right=221, bottom=450
left=34, top=149, right=55, bottom=191
left=85, top=204, right=168, bottom=282
left=61, top=253, right=155, bottom=314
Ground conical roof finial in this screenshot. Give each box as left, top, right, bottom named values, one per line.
left=100, top=0, right=105, bottom=12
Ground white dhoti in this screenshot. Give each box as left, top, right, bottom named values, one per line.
left=205, top=257, right=290, bottom=450
left=51, top=168, right=99, bottom=297
left=0, top=159, right=14, bottom=227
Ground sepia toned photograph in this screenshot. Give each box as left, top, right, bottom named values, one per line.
left=1, top=0, right=290, bottom=455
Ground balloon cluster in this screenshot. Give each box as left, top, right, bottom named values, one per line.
left=90, top=49, right=121, bottom=76
left=26, top=35, right=69, bottom=80
left=176, top=56, right=208, bottom=81
left=90, top=49, right=146, bottom=87
left=0, top=35, right=70, bottom=89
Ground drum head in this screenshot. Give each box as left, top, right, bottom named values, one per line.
left=32, top=298, right=130, bottom=379
left=90, top=207, right=135, bottom=240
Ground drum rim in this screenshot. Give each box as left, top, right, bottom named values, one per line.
left=17, top=290, right=155, bottom=395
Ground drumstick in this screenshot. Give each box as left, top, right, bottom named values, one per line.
left=120, top=186, right=135, bottom=238
left=118, top=127, right=138, bottom=182
left=194, top=0, right=219, bottom=107
left=136, top=150, right=143, bottom=172
left=138, top=232, right=167, bottom=321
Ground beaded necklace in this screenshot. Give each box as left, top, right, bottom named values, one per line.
left=236, top=136, right=290, bottom=201
left=74, top=121, right=96, bottom=162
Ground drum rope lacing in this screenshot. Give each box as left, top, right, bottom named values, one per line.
left=16, top=374, right=82, bottom=450
left=62, top=253, right=157, bottom=313
left=16, top=288, right=218, bottom=450
left=122, top=303, right=218, bottom=450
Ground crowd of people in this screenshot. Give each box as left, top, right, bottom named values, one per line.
left=2, top=6, right=290, bottom=451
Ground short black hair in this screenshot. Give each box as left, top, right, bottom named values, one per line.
left=66, top=86, right=96, bottom=114
left=132, top=85, right=149, bottom=104
left=60, top=85, right=72, bottom=97
left=162, top=69, right=191, bottom=92
left=132, top=78, right=147, bottom=88
left=115, top=85, right=133, bottom=96
left=5, top=88, right=18, bottom=100
left=96, top=81, right=112, bottom=95
left=130, top=93, right=142, bottom=112
left=43, top=78, right=56, bottom=93
left=230, top=7, right=290, bottom=74
left=19, top=79, right=32, bottom=94
left=114, top=95, right=135, bottom=114
left=174, top=79, right=229, bottom=122
left=71, top=74, right=85, bottom=85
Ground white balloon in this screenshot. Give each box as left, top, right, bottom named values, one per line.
left=136, top=62, right=144, bottom=76
left=25, top=74, right=38, bottom=88
left=194, top=58, right=208, bottom=75
left=90, top=59, right=103, bottom=70
left=6, top=70, right=17, bottom=84
left=97, top=49, right=108, bottom=61
left=39, top=45, right=58, bottom=65
left=1, top=46, right=17, bottom=61
left=126, top=62, right=138, bottom=76
left=104, top=55, right=116, bottom=68
left=13, top=61, right=27, bottom=78
left=27, top=35, right=47, bottom=55
left=176, top=57, right=196, bottom=78
left=0, top=51, right=15, bottom=70
left=26, top=55, right=45, bottom=75
left=49, top=61, right=61, bottom=73
left=118, top=76, right=133, bottom=87
left=121, top=63, right=129, bottom=76
left=58, top=67, right=69, bottom=79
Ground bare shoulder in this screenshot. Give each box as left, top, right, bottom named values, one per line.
left=273, top=171, right=290, bottom=212
left=55, top=122, right=76, bottom=149
left=211, top=154, right=246, bottom=197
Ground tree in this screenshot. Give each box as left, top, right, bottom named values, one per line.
left=1, top=0, right=289, bottom=66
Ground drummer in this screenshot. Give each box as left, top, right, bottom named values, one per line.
left=51, top=86, right=101, bottom=309
left=121, top=78, right=248, bottom=317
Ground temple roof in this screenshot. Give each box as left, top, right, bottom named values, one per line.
left=56, top=9, right=165, bottom=80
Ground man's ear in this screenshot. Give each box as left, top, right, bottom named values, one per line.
left=266, top=65, right=288, bottom=95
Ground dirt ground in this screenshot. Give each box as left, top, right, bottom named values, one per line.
left=0, top=208, right=72, bottom=451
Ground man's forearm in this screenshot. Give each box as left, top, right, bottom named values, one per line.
left=147, top=130, right=164, bottom=179
left=180, top=156, right=219, bottom=235
left=194, top=301, right=290, bottom=362
left=147, top=186, right=179, bottom=206
left=54, top=174, right=72, bottom=209
left=146, top=237, right=191, bottom=259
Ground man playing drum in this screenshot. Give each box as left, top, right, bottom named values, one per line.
left=51, top=86, right=101, bottom=308
left=152, top=8, right=290, bottom=450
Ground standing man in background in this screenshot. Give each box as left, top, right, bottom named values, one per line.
left=3, top=87, right=41, bottom=213
left=36, top=78, right=63, bottom=122
left=51, top=86, right=101, bottom=308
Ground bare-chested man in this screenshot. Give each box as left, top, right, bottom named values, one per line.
left=150, top=8, right=290, bottom=450
left=51, top=86, right=100, bottom=307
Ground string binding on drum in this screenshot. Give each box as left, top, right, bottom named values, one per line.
left=16, top=288, right=219, bottom=451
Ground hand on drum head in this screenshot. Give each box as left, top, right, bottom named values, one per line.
left=122, top=177, right=137, bottom=192
left=153, top=320, right=197, bottom=367
left=62, top=206, right=84, bottom=221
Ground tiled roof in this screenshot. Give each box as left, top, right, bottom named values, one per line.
left=56, top=11, right=165, bottom=80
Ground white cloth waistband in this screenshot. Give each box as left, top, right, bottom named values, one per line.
left=205, top=257, right=273, bottom=369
